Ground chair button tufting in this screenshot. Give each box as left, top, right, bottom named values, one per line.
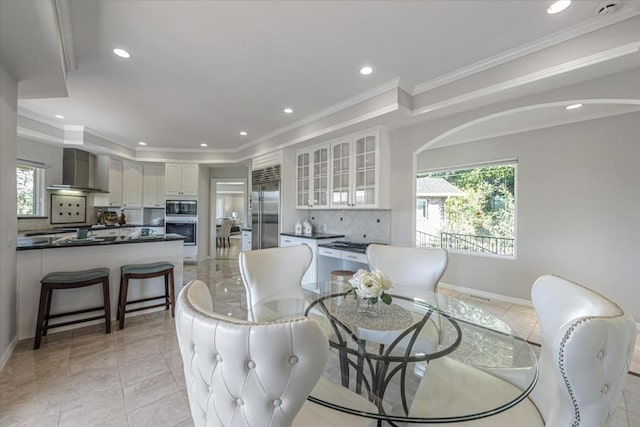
left=247, top=360, right=256, bottom=369
left=237, top=398, right=244, bottom=406
left=273, top=398, right=282, bottom=407
left=289, top=356, right=298, bottom=365
left=596, top=350, right=605, bottom=359
left=601, top=385, right=609, bottom=394
left=217, top=354, right=223, bottom=362
left=209, top=386, right=213, bottom=393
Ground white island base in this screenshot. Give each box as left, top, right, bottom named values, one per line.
left=17, top=239, right=184, bottom=340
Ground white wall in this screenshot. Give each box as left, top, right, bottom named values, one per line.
left=413, top=112, right=640, bottom=320
left=0, top=63, right=18, bottom=368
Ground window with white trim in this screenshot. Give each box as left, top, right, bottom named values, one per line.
left=416, top=161, right=516, bottom=257
left=17, top=162, right=45, bottom=217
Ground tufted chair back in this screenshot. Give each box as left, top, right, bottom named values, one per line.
left=176, top=280, right=329, bottom=427
left=530, top=275, right=636, bottom=427
left=239, top=245, right=312, bottom=321
left=366, top=244, right=448, bottom=298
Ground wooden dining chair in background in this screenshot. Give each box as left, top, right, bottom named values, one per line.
left=408, top=274, right=636, bottom=426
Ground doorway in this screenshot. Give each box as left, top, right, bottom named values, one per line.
left=211, top=179, right=247, bottom=260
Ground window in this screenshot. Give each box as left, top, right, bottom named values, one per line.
left=416, top=162, right=516, bottom=257
left=17, top=163, right=45, bottom=217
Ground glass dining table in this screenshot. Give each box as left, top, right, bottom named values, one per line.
left=239, top=280, right=539, bottom=424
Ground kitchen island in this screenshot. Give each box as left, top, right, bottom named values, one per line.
left=17, top=234, right=185, bottom=340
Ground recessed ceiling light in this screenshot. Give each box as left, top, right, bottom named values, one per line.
left=200, top=143, right=208, bottom=147
left=112, top=48, right=131, bottom=58
left=283, top=108, right=293, bottom=114
left=566, top=103, right=583, bottom=110
left=239, top=131, right=248, bottom=136
left=360, top=66, right=373, bottom=75
left=138, top=141, right=147, bottom=146
left=54, top=114, right=64, bottom=119
left=547, top=0, right=571, bottom=14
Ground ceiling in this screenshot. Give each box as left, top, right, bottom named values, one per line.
left=11, top=0, right=640, bottom=157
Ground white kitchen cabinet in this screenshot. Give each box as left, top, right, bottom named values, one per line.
left=241, top=229, right=252, bottom=251
left=166, top=163, right=198, bottom=196
left=329, top=129, right=389, bottom=209
left=296, top=144, right=329, bottom=209
left=317, top=246, right=369, bottom=282
left=94, top=156, right=123, bottom=207
left=122, top=162, right=142, bottom=208
left=142, top=164, right=165, bottom=208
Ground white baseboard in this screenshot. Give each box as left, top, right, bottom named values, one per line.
left=0, top=336, right=17, bottom=373
left=439, top=282, right=533, bottom=307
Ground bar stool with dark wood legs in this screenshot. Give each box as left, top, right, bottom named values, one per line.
left=117, top=262, right=175, bottom=329
left=34, top=268, right=111, bottom=350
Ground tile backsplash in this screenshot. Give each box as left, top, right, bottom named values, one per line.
left=297, top=210, right=391, bottom=243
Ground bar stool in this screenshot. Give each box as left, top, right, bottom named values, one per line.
left=34, top=268, right=111, bottom=350
left=117, top=262, right=175, bottom=330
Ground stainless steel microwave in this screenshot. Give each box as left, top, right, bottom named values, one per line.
left=166, top=200, right=197, bottom=216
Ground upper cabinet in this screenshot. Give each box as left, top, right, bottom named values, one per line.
left=295, top=129, right=389, bottom=209
left=122, top=161, right=142, bottom=208
left=95, top=156, right=123, bottom=207
left=166, top=163, right=198, bottom=196
left=296, top=144, right=329, bottom=209
left=142, top=164, right=165, bottom=207
left=332, top=130, right=389, bottom=209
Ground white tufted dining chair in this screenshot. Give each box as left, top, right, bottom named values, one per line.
left=176, top=280, right=377, bottom=427
left=239, top=245, right=312, bottom=321
left=365, top=244, right=448, bottom=350
left=408, top=274, right=637, bottom=426
left=366, top=244, right=448, bottom=298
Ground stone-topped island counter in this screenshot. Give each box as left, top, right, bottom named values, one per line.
left=17, top=234, right=185, bottom=340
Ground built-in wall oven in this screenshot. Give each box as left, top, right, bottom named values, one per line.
left=165, top=218, right=197, bottom=246
left=165, top=200, right=197, bottom=216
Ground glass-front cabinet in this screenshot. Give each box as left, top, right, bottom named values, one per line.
left=331, top=141, right=350, bottom=207
left=331, top=131, right=381, bottom=208
left=296, top=145, right=329, bottom=209
left=296, top=128, right=388, bottom=210
left=353, top=134, right=377, bottom=207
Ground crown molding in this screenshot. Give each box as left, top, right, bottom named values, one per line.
left=412, top=42, right=640, bottom=117
left=17, top=107, right=65, bottom=129
left=420, top=99, right=640, bottom=152
left=412, top=8, right=640, bottom=96
left=136, top=146, right=236, bottom=154
left=235, top=78, right=404, bottom=152
left=433, top=107, right=640, bottom=149
left=17, top=126, right=64, bottom=146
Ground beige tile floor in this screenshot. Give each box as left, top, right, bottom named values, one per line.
left=1, top=258, right=638, bottom=426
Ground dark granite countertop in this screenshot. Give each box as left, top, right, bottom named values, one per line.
left=22, top=224, right=165, bottom=237
left=280, top=232, right=345, bottom=240
left=17, top=233, right=185, bottom=251
left=241, top=227, right=252, bottom=231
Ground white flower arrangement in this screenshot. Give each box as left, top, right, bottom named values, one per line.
left=348, top=269, right=393, bottom=304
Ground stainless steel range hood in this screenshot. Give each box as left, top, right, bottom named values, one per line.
left=47, top=148, right=107, bottom=193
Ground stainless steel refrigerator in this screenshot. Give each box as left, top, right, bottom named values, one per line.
left=251, top=166, right=280, bottom=250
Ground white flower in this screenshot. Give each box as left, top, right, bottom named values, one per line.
left=348, top=269, right=394, bottom=301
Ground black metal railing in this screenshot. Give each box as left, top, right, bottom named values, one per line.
left=416, top=231, right=514, bottom=256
